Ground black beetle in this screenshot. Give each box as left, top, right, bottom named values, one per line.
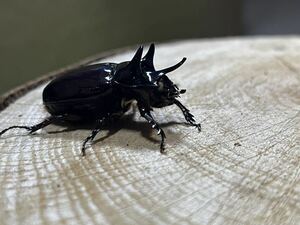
left=0, top=44, right=201, bottom=156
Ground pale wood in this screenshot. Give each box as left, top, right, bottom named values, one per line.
left=0, top=37, right=300, bottom=225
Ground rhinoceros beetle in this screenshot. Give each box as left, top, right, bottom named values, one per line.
left=0, top=44, right=201, bottom=156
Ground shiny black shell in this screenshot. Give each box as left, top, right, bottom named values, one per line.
left=42, top=63, right=127, bottom=121
left=42, top=44, right=186, bottom=123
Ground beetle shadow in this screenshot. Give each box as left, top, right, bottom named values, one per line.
left=95, top=116, right=185, bottom=146
left=47, top=112, right=188, bottom=149
left=0, top=111, right=190, bottom=151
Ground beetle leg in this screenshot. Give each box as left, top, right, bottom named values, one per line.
left=174, top=99, right=201, bottom=131
left=0, top=115, right=63, bottom=136
left=138, top=106, right=166, bottom=153
left=81, top=117, right=108, bottom=156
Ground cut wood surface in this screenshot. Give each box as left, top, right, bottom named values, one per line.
left=0, top=37, right=300, bottom=225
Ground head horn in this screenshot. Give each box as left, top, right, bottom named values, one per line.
left=156, top=57, right=187, bottom=75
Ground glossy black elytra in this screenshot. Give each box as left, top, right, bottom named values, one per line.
left=0, top=44, right=201, bottom=156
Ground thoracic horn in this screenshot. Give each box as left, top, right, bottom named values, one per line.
left=127, top=46, right=143, bottom=74
left=113, top=46, right=144, bottom=83
left=141, top=43, right=155, bottom=71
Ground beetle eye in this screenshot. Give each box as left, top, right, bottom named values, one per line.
left=180, top=89, right=186, bottom=94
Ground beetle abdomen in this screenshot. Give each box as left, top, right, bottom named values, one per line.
left=44, top=91, right=124, bottom=121
left=42, top=63, right=124, bottom=120
left=43, top=64, right=115, bottom=103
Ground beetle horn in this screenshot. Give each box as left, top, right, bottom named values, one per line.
left=126, top=46, right=144, bottom=76
left=141, top=43, right=155, bottom=71
left=113, top=46, right=144, bottom=83
left=156, top=57, right=187, bottom=75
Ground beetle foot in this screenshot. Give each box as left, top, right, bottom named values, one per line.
left=81, top=148, right=86, bottom=157
left=184, top=112, right=201, bottom=132
left=160, top=142, right=166, bottom=154
left=189, top=122, right=201, bottom=132
left=184, top=111, right=195, bottom=123
left=158, top=128, right=166, bottom=154
left=194, top=123, right=201, bottom=132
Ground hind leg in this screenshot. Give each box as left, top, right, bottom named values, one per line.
left=0, top=115, right=64, bottom=136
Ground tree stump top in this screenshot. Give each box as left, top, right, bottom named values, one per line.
left=0, top=37, right=300, bottom=225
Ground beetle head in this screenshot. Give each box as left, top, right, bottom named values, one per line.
left=113, top=44, right=186, bottom=106
left=141, top=44, right=187, bottom=107
left=148, top=75, right=186, bottom=107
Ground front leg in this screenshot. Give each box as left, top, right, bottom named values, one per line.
left=138, top=105, right=166, bottom=153
left=174, top=99, right=201, bottom=131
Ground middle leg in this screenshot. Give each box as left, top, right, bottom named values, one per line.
left=81, top=116, right=110, bottom=156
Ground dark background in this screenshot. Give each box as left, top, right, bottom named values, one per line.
left=0, top=0, right=299, bottom=94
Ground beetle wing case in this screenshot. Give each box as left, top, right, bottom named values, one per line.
left=43, top=63, right=118, bottom=118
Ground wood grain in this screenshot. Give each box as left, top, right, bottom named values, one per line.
left=0, top=37, right=299, bottom=225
